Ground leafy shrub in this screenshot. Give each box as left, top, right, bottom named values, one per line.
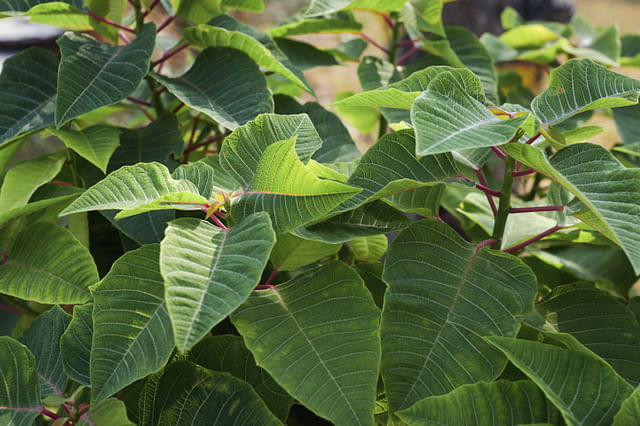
left=1, top=1, right=640, bottom=425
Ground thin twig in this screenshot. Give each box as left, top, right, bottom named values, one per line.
left=87, top=11, right=135, bottom=33
left=511, top=168, right=536, bottom=177
left=509, top=205, right=565, bottom=213
left=475, top=169, right=498, bottom=216
left=126, top=96, right=152, bottom=106
left=491, top=146, right=507, bottom=159
left=525, top=131, right=541, bottom=145
left=118, top=32, right=131, bottom=44
left=477, top=238, right=498, bottom=249
left=142, top=0, right=160, bottom=17
left=172, top=102, right=185, bottom=114
left=397, top=38, right=420, bottom=47
left=504, top=225, right=563, bottom=254
left=152, top=43, right=189, bottom=67
left=157, top=15, right=175, bottom=32
left=137, top=106, right=155, bottom=121
left=397, top=46, right=418, bottom=65
left=360, top=33, right=389, bottom=53
left=264, top=268, right=279, bottom=286
left=0, top=304, right=22, bottom=314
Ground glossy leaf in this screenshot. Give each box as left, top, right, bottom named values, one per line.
left=381, top=220, right=538, bottom=412
left=18, top=306, right=71, bottom=397
left=0, top=47, right=58, bottom=145
left=231, top=261, right=380, bottom=426
left=0, top=223, right=98, bottom=304
left=91, top=244, right=174, bottom=402
left=160, top=213, right=275, bottom=352
left=153, top=47, right=272, bottom=130
left=487, top=336, right=633, bottom=426
left=0, top=337, right=41, bottom=426
left=270, top=232, right=341, bottom=271
left=49, top=125, right=121, bottom=173
left=230, top=138, right=361, bottom=234
left=531, top=58, right=640, bottom=125
left=397, top=380, right=561, bottom=426
left=502, top=142, right=640, bottom=274
left=55, top=24, right=156, bottom=127
left=60, top=302, right=93, bottom=386
left=412, top=72, right=529, bottom=155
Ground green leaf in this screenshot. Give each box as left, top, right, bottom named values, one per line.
left=0, top=47, right=58, bottom=145
left=500, top=6, right=524, bottom=30
left=351, top=234, right=387, bottom=262
left=561, top=125, right=603, bottom=143
left=153, top=47, right=273, bottom=130
left=171, top=0, right=221, bottom=24
left=396, top=380, right=562, bottom=425
left=18, top=306, right=71, bottom=397
left=531, top=59, right=640, bottom=125
left=269, top=17, right=362, bottom=37
left=231, top=261, right=380, bottom=425
left=139, top=360, right=281, bottom=425
left=221, top=0, right=264, bottom=12
left=77, top=398, right=134, bottom=426
left=87, top=0, right=126, bottom=24
left=0, top=0, right=83, bottom=14
left=412, top=72, right=529, bottom=155
left=0, top=337, right=41, bottom=426
left=220, top=113, right=322, bottom=187
left=614, top=385, right=640, bottom=426
left=160, top=213, right=275, bottom=352
left=612, top=103, right=640, bottom=145
left=183, top=24, right=312, bottom=93
left=563, top=23, right=620, bottom=67
left=304, top=0, right=352, bottom=17
left=60, top=302, right=93, bottom=386
left=188, top=335, right=293, bottom=420
left=398, top=0, right=445, bottom=37
left=358, top=56, right=401, bottom=91
left=49, top=125, right=121, bottom=173
left=487, top=336, right=633, bottom=426
left=273, top=37, right=339, bottom=70
left=381, top=220, right=538, bottom=412
left=91, top=244, right=174, bottom=402
left=0, top=150, right=65, bottom=211
left=55, top=24, right=156, bottom=127
left=102, top=210, right=175, bottom=245
left=502, top=142, right=640, bottom=274
left=0, top=223, right=98, bottom=304
left=270, top=232, right=341, bottom=271
left=230, top=138, right=361, bottom=233
left=499, top=24, right=559, bottom=48
left=25, top=3, right=92, bottom=32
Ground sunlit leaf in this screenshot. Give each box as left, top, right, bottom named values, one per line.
left=0, top=337, right=41, bottom=426
left=49, top=125, right=121, bottom=173
left=270, top=232, right=340, bottom=271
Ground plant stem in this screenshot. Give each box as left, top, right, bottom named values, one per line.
left=491, top=156, right=516, bottom=249
left=66, top=149, right=80, bottom=187
left=41, top=407, right=60, bottom=420
left=143, top=0, right=160, bottom=17
left=397, top=46, right=418, bottom=65
left=525, top=131, right=541, bottom=144
left=152, top=43, right=190, bottom=67
left=137, top=106, right=155, bottom=121
left=145, top=76, right=164, bottom=115
left=157, top=15, right=175, bottom=32
left=131, top=0, right=144, bottom=33
left=477, top=238, right=498, bottom=249
left=511, top=168, right=535, bottom=177
left=126, top=96, right=151, bottom=106
left=118, top=32, right=131, bottom=44
left=360, top=33, right=389, bottom=53
left=0, top=295, right=39, bottom=317
left=504, top=225, right=563, bottom=254
left=491, top=146, right=507, bottom=159
left=0, top=304, right=21, bottom=314
left=387, top=12, right=400, bottom=64
left=523, top=172, right=543, bottom=201
left=509, top=205, right=564, bottom=213
left=87, top=11, right=136, bottom=34
left=475, top=168, right=498, bottom=216
left=255, top=284, right=277, bottom=291
left=264, top=267, right=279, bottom=286
left=183, top=114, right=201, bottom=163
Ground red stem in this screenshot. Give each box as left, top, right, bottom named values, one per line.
left=378, top=12, right=395, bottom=28
left=50, top=180, right=74, bottom=187
left=509, top=205, right=564, bottom=213
left=86, top=11, right=135, bottom=34
left=511, top=168, right=536, bottom=177
left=41, top=407, right=61, bottom=420
left=138, top=106, right=155, bottom=121
left=255, top=284, right=277, bottom=291
left=183, top=114, right=201, bottom=163
left=526, top=131, right=541, bottom=145
left=488, top=107, right=515, bottom=118
left=1, top=250, right=6, bottom=264
left=152, top=43, right=189, bottom=67
left=504, top=225, right=563, bottom=254
left=476, top=183, right=501, bottom=197
left=0, top=304, right=22, bottom=314
left=491, top=146, right=507, bottom=159
left=126, top=96, right=152, bottom=107
left=184, top=135, right=224, bottom=154
left=475, top=168, right=498, bottom=216
left=477, top=238, right=498, bottom=249
left=360, top=33, right=389, bottom=53
left=142, top=0, right=160, bottom=17
left=118, top=32, right=130, bottom=45
left=397, top=38, right=420, bottom=47
left=155, top=87, right=167, bottom=96
left=397, top=46, right=418, bottom=65
left=157, top=15, right=175, bottom=32
left=434, top=215, right=445, bottom=223
left=264, top=268, right=279, bottom=286
left=172, top=102, right=185, bottom=114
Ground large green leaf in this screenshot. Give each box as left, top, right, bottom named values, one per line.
left=220, top=113, right=322, bottom=187
left=183, top=24, right=311, bottom=93
left=502, top=142, right=640, bottom=274
left=153, top=47, right=273, bottom=130
left=270, top=232, right=340, bottom=271
left=18, top=306, right=71, bottom=398
left=0, top=223, right=98, bottom=304
left=231, top=261, right=380, bottom=426
left=77, top=398, right=134, bottom=426
left=0, top=337, right=41, bottom=426
left=612, top=103, right=640, bottom=145
left=351, top=234, right=387, bottom=263
left=0, top=47, right=58, bottom=145
left=221, top=0, right=264, bottom=12
left=139, top=360, right=281, bottom=425
left=531, top=58, right=640, bottom=125
left=230, top=138, right=361, bottom=234
left=24, top=3, right=92, bottom=32
left=487, top=336, right=633, bottom=426
left=269, top=16, right=362, bottom=37
left=381, top=220, right=538, bottom=412
left=55, top=23, right=156, bottom=127
left=49, top=125, right=121, bottom=173
left=411, top=72, right=529, bottom=155
left=614, top=385, right=640, bottom=425
left=60, top=302, right=93, bottom=386
left=396, top=380, right=561, bottom=425
left=91, top=244, right=174, bottom=402
left=160, top=213, right=275, bottom=352
left=188, top=335, right=293, bottom=420
left=0, top=0, right=83, bottom=14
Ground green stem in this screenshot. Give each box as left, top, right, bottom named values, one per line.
left=131, top=0, right=144, bottom=33
left=145, top=76, right=164, bottom=115
left=66, top=149, right=80, bottom=188
left=491, top=156, right=516, bottom=249
left=378, top=12, right=400, bottom=139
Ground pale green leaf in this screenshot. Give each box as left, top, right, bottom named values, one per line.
left=231, top=261, right=380, bottom=426
left=0, top=223, right=98, bottom=304
left=499, top=24, right=559, bottom=48
left=304, top=0, right=352, bottom=17
left=531, top=58, right=640, bottom=125
left=0, top=337, right=41, bottom=426
left=221, top=0, right=264, bottom=12
left=0, top=0, right=83, bottom=14
left=614, top=385, right=640, bottom=426
left=60, top=302, right=93, bottom=386
left=398, top=0, right=445, bottom=37
left=48, top=125, right=121, bottom=173
left=91, top=244, right=174, bottom=402
left=25, top=3, right=92, bottom=32
left=563, top=23, right=620, bottom=67
left=357, top=56, right=400, bottom=91
left=55, top=24, right=156, bottom=127
left=87, top=0, right=126, bottom=24
left=612, top=103, right=640, bottom=145
left=351, top=234, right=387, bottom=262
left=487, top=336, right=633, bottom=426
left=268, top=17, right=361, bottom=37
left=171, top=0, right=221, bottom=24
left=77, top=398, right=134, bottom=426
left=381, top=220, right=538, bottom=412
left=160, top=213, right=275, bottom=352
left=561, top=125, right=603, bottom=143
left=270, top=232, right=340, bottom=271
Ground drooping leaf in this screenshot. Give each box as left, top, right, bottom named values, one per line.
left=0, top=47, right=58, bottom=145
left=502, top=142, right=640, bottom=274
left=160, top=213, right=275, bottom=352
left=220, top=113, right=322, bottom=187
left=563, top=23, right=620, bottom=67
left=49, top=125, right=121, bottom=173
left=23, top=2, right=92, bottom=31
left=269, top=232, right=341, bottom=271
left=487, top=336, right=633, bottom=426
left=139, top=360, right=281, bottom=425
left=230, top=138, right=361, bottom=234
left=411, top=72, right=529, bottom=155
left=268, top=16, right=361, bottom=37
left=91, top=244, right=174, bottom=402
left=612, top=103, right=640, bottom=145
left=188, top=335, right=293, bottom=420
left=0, top=0, right=83, bottom=14
left=153, top=47, right=273, bottom=130
left=60, top=302, right=93, bottom=386
left=273, top=37, right=339, bottom=70
left=531, top=58, right=640, bottom=125
left=55, top=23, right=156, bottom=127
left=351, top=234, right=387, bottom=262
left=231, top=261, right=380, bottom=426
left=396, top=380, right=562, bottom=426
left=77, top=398, right=134, bottom=426
left=614, top=385, right=640, bottom=426
left=0, top=222, right=98, bottom=304
left=18, top=306, right=71, bottom=397
left=0, top=337, right=41, bottom=426
left=381, top=220, right=538, bottom=412
left=499, top=24, right=559, bottom=48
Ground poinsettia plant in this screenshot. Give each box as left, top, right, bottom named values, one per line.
left=2, top=0, right=640, bottom=424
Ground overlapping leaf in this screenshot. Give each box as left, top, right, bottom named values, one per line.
left=270, top=232, right=341, bottom=271
left=231, top=261, right=380, bottom=426
left=60, top=302, right=93, bottom=386
left=49, top=125, right=121, bottom=173
left=614, top=386, right=640, bottom=425
left=77, top=398, right=134, bottom=426
left=381, top=220, right=538, bottom=412
left=0, top=337, right=42, bottom=426
left=351, top=234, right=387, bottom=263
left=268, top=16, right=362, bottom=37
